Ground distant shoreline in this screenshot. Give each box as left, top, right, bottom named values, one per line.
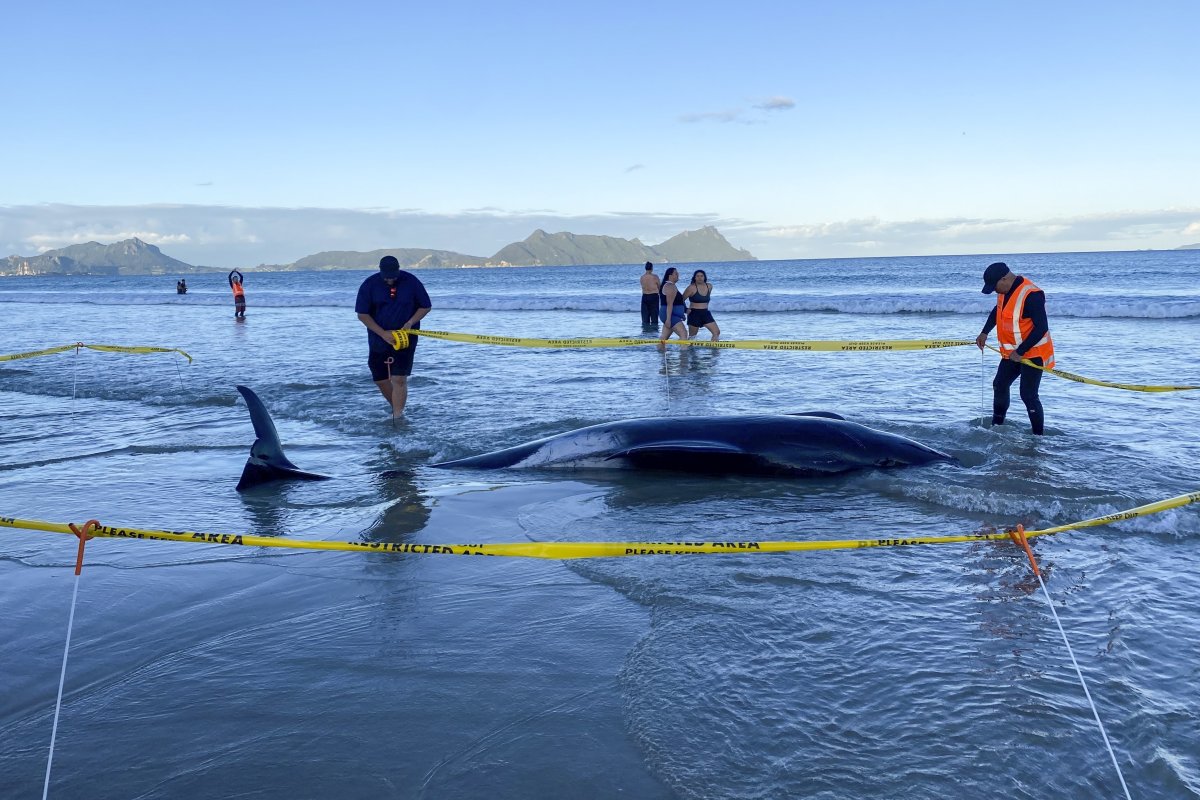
left=2, top=246, right=1196, bottom=279
left=1, top=226, right=757, bottom=277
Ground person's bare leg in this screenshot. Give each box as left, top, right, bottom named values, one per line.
left=706, top=322, right=720, bottom=341
left=388, top=375, right=409, bottom=417
left=374, top=379, right=393, bottom=408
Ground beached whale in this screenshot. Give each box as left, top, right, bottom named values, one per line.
left=235, top=385, right=954, bottom=491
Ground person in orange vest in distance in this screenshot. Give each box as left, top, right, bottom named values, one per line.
left=975, top=262, right=1054, bottom=435
left=228, top=270, right=246, bottom=318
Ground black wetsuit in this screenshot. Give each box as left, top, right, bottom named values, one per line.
left=980, top=277, right=1049, bottom=435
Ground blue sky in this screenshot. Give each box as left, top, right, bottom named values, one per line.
left=3, top=0, right=1198, bottom=265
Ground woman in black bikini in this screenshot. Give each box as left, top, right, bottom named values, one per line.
left=682, top=269, right=719, bottom=341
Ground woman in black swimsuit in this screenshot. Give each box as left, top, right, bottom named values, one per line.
left=658, top=267, right=689, bottom=345
left=682, top=269, right=719, bottom=341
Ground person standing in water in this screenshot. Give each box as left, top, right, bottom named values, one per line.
left=355, top=255, right=432, bottom=419
left=228, top=270, right=246, bottom=318
left=682, top=268, right=720, bottom=341
left=658, top=267, right=688, bottom=346
left=176, top=279, right=187, bottom=295
left=975, top=261, right=1055, bottom=435
left=639, top=262, right=660, bottom=328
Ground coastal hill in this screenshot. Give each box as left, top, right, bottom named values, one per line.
left=271, top=225, right=756, bottom=270
left=489, top=226, right=755, bottom=267
left=1, top=226, right=755, bottom=276
left=1, top=238, right=216, bottom=277
left=287, top=248, right=488, bottom=271
left=651, top=226, right=757, bottom=264
left=1177, top=243, right=1200, bottom=250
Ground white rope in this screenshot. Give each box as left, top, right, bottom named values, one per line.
left=173, top=350, right=186, bottom=393
left=980, top=347, right=989, bottom=426
left=1033, top=569, right=1133, bottom=799
left=69, top=345, right=81, bottom=418
left=662, top=345, right=671, bottom=412
left=43, top=567, right=83, bottom=799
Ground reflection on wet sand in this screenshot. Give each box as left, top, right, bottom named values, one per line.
left=360, top=468, right=432, bottom=542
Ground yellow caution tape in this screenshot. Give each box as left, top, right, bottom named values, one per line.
left=393, top=328, right=973, bottom=352
left=386, top=330, right=1196, bottom=392
left=0, top=343, right=193, bottom=364
left=1021, top=490, right=1200, bottom=535
left=3, top=491, right=1195, bottom=559
left=984, top=345, right=1197, bottom=392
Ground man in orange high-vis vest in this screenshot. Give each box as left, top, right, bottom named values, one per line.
left=228, top=270, right=246, bottom=318
left=975, top=262, right=1054, bottom=435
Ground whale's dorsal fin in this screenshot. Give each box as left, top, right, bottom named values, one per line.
left=235, top=385, right=331, bottom=491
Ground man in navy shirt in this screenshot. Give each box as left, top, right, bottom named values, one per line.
left=355, top=255, right=432, bottom=418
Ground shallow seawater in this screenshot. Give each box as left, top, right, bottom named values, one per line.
left=1, top=251, right=1198, bottom=798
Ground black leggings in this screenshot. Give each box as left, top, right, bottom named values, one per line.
left=640, top=294, right=659, bottom=326
left=992, top=356, right=1044, bottom=435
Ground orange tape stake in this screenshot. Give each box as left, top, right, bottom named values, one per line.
left=44, top=518, right=100, bottom=797
left=1008, top=523, right=1041, bottom=577
left=67, top=519, right=99, bottom=575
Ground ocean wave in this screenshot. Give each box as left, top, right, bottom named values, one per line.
left=1, top=290, right=1197, bottom=318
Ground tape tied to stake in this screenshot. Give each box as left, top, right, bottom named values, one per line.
left=0, top=343, right=193, bottom=364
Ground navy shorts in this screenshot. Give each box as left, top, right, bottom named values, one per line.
left=368, top=336, right=418, bottom=380
left=662, top=305, right=685, bottom=326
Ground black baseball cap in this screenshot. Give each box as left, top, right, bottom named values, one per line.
left=981, top=262, right=1010, bottom=294
left=379, top=255, right=401, bottom=276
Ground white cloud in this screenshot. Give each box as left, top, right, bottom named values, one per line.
left=678, top=109, right=744, bottom=124
left=755, top=96, right=795, bottom=111
left=0, top=204, right=741, bottom=267
left=680, top=96, right=796, bottom=124
left=750, top=209, right=1200, bottom=257
left=5, top=204, right=1197, bottom=265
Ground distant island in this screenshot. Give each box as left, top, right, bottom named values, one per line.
left=261, top=225, right=756, bottom=271
left=1, top=238, right=225, bottom=277
left=1177, top=243, right=1200, bottom=250
left=0, top=226, right=756, bottom=276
